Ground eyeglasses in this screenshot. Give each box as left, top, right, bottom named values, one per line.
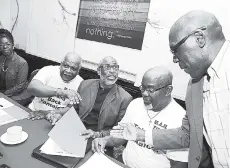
left=139, top=85, right=169, bottom=94
left=100, top=64, right=119, bottom=71
left=170, top=26, right=207, bottom=63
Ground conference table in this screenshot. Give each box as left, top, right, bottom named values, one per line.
left=0, top=93, right=128, bottom=168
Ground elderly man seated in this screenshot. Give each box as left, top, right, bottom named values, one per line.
left=78, top=56, right=133, bottom=139
left=92, top=67, right=189, bottom=168
left=74, top=56, right=133, bottom=167
left=27, top=52, right=83, bottom=124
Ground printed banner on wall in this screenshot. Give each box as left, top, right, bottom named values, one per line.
left=76, top=0, right=150, bottom=50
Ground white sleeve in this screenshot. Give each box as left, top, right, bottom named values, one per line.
left=32, top=66, right=53, bottom=84
left=119, top=100, right=135, bottom=124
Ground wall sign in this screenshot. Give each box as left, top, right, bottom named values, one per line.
left=76, top=0, right=150, bottom=50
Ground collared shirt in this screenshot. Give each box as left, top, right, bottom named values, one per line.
left=203, top=40, right=230, bottom=168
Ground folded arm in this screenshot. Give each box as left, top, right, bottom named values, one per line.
left=27, top=79, right=59, bottom=97
left=27, top=79, right=81, bottom=104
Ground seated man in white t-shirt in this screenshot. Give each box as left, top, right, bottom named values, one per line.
left=27, top=52, right=83, bottom=124
left=92, top=67, right=189, bottom=168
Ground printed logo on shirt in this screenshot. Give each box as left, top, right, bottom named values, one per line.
left=153, top=120, right=168, bottom=129
left=134, top=121, right=167, bottom=153
left=40, top=87, right=70, bottom=109
left=133, top=123, right=154, bottom=150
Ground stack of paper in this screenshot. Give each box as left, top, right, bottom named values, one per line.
left=0, top=98, right=14, bottom=109
left=0, top=109, right=16, bottom=126
left=40, top=138, right=78, bottom=157
left=40, top=107, right=87, bottom=157
left=79, top=153, right=123, bottom=168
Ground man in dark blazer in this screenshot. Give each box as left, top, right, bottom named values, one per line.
left=78, top=56, right=133, bottom=139
left=110, top=11, right=229, bottom=168
left=74, top=56, right=132, bottom=167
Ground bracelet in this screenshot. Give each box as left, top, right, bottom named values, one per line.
left=50, top=111, right=56, bottom=115
left=92, top=132, right=101, bottom=138
left=55, top=88, right=61, bottom=97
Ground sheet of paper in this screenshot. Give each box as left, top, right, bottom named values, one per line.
left=0, top=98, right=14, bottom=109
left=48, top=107, right=87, bottom=157
left=0, top=109, right=17, bottom=126
left=40, top=138, right=78, bottom=157
left=79, top=153, right=123, bottom=168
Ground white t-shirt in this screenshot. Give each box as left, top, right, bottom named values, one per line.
left=122, top=98, right=188, bottom=168
left=28, top=65, right=83, bottom=111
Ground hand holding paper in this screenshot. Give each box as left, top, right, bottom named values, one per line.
left=48, top=107, right=87, bottom=157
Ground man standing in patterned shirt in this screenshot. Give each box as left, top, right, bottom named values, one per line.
left=110, top=10, right=229, bottom=168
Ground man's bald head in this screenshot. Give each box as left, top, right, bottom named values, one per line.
left=141, top=66, right=173, bottom=111
left=97, top=56, right=119, bottom=88
left=98, top=56, right=118, bottom=67
left=142, top=66, right=173, bottom=89
left=60, top=52, right=82, bottom=82
left=63, top=52, right=82, bottom=66
left=168, top=10, right=225, bottom=79
left=169, top=10, right=224, bottom=47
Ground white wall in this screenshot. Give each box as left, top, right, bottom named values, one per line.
left=1, top=0, right=230, bottom=100
left=0, top=0, right=31, bottom=50
left=73, top=0, right=230, bottom=100
left=26, top=0, right=79, bottom=62
left=0, top=0, right=11, bottom=30
left=11, top=0, right=31, bottom=50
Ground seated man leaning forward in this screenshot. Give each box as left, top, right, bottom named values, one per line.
left=92, top=67, right=189, bottom=168
left=78, top=56, right=133, bottom=139
left=27, top=52, right=83, bottom=124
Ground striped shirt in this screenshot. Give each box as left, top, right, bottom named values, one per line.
left=203, top=40, right=230, bottom=168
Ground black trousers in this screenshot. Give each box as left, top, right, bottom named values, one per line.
left=198, top=136, right=214, bottom=168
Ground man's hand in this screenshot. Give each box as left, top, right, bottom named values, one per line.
left=58, top=89, right=82, bottom=104
left=27, top=111, right=47, bottom=120
left=46, top=112, right=62, bottom=125
left=92, top=138, right=107, bottom=154
left=80, top=129, right=99, bottom=140
left=110, top=123, right=145, bottom=141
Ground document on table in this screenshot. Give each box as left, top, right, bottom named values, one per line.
left=40, top=138, right=78, bottom=157
left=48, top=107, right=87, bottom=157
left=0, top=98, right=14, bottom=109
left=0, top=109, right=17, bottom=126
left=79, top=153, right=123, bottom=168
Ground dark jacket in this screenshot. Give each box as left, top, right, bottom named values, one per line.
left=0, top=52, right=28, bottom=97
left=76, top=79, right=133, bottom=136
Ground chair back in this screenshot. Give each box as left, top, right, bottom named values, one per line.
left=28, top=69, right=39, bottom=83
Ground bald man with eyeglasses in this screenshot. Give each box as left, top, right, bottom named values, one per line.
left=92, top=67, right=188, bottom=168
left=111, top=10, right=229, bottom=168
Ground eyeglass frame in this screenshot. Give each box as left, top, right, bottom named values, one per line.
left=139, top=84, right=171, bottom=94
left=99, top=64, right=119, bottom=71
left=170, top=26, right=207, bottom=63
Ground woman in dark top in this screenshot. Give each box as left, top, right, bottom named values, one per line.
left=0, top=29, right=29, bottom=103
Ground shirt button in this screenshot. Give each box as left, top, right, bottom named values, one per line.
left=196, top=156, right=201, bottom=161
